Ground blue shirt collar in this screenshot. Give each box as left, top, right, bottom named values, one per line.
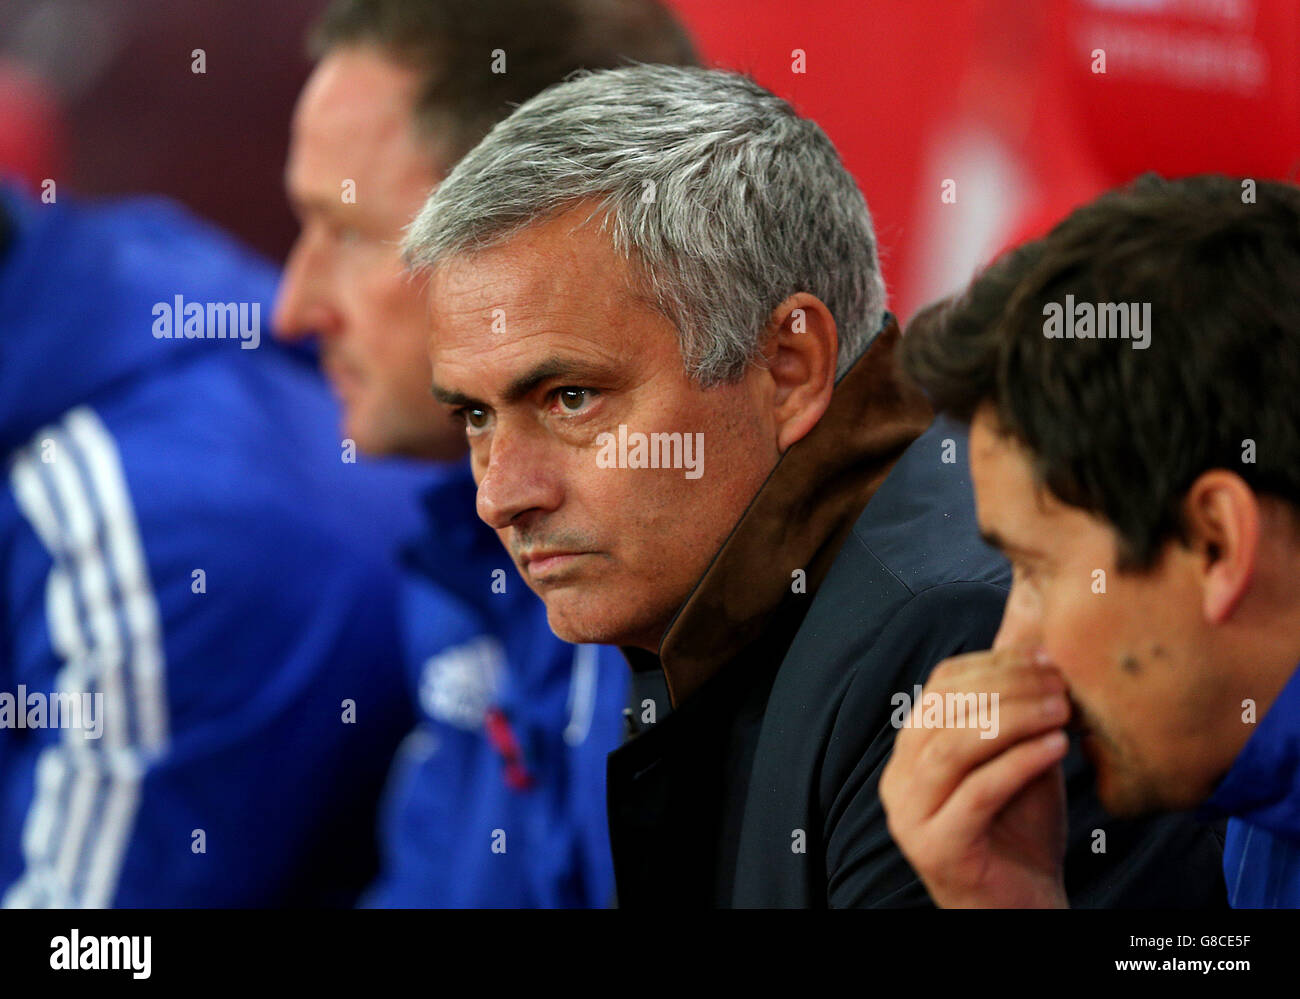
left=1199, top=660, right=1300, bottom=841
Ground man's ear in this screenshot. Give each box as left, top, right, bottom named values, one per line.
left=761, top=293, right=838, bottom=453
left=1182, top=470, right=1260, bottom=624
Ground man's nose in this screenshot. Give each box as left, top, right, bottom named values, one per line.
left=272, top=238, right=337, bottom=343
left=991, top=582, right=1043, bottom=652
left=475, top=428, right=563, bottom=531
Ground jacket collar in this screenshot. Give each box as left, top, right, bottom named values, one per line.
left=624, top=314, right=934, bottom=707
left=1200, top=661, right=1300, bottom=840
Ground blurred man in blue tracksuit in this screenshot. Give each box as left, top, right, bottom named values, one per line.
left=0, top=184, right=431, bottom=906
left=272, top=0, right=699, bottom=906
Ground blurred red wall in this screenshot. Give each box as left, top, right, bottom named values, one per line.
left=665, top=0, right=1299, bottom=322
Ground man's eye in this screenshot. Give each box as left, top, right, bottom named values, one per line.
left=555, top=387, right=595, bottom=413
left=456, top=407, right=491, bottom=433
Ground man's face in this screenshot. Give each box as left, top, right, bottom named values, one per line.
left=969, top=405, right=1243, bottom=816
left=274, top=45, right=463, bottom=459
left=426, top=206, right=781, bottom=650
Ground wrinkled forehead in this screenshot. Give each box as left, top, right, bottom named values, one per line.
left=423, top=225, right=688, bottom=405
left=424, top=211, right=661, bottom=353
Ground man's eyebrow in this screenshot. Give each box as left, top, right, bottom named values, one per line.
left=430, top=383, right=481, bottom=408
left=979, top=528, right=1047, bottom=561
left=431, top=357, right=619, bottom=410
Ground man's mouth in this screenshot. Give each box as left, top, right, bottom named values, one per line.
left=519, top=551, right=588, bottom=580
left=1067, top=706, right=1092, bottom=737
left=322, top=356, right=363, bottom=398
left=1068, top=702, right=1110, bottom=763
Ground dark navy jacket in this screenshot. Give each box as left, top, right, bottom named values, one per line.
left=608, top=320, right=1227, bottom=908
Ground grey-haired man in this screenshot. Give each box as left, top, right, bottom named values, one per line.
left=274, top=0, right=699, bottom=908
left=405, top=64, right=1227, bottom=907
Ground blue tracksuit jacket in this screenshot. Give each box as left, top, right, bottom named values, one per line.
left=362, top=462, right=627, bottom=908
left=1201, top=661, right=1300, bottom=907
left=0, top=187, right=431, bottom=906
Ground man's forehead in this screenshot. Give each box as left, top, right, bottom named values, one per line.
left=423, top=205, right=682, bottom=396
left=427, top=289, right=630, bottom=380
left=297, top=47, right=421, bottom=131
left=425, top=276, right=672, bottom=406
left=970, top=410, right=1058, bottom=524
left=970, top=408, right=1037, bottom=480
left=969, top=405, right=1011, bottom=460
left=429, top=259, right=587, bottom=322
left=288, top=49, right=437, bottom=193
left=426, top=229, right=642, bottom=331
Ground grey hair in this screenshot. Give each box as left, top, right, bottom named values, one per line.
left=403, top=63, right=887, bottom=385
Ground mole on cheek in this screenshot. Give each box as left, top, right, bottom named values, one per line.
left=1120, top=653, right=1141, bottom=675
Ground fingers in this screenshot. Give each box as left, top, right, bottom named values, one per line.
left=885, top=649, right=1070, bottom=828
left=880, top=647, right=1074, bottom=908
left=929, top=729, right=1069, bottom=848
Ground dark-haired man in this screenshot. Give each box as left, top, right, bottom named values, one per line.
left=883, top=174, right=1300, bottom=908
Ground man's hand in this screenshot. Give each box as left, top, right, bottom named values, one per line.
left=880, top=648, right=1071, bottom=908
